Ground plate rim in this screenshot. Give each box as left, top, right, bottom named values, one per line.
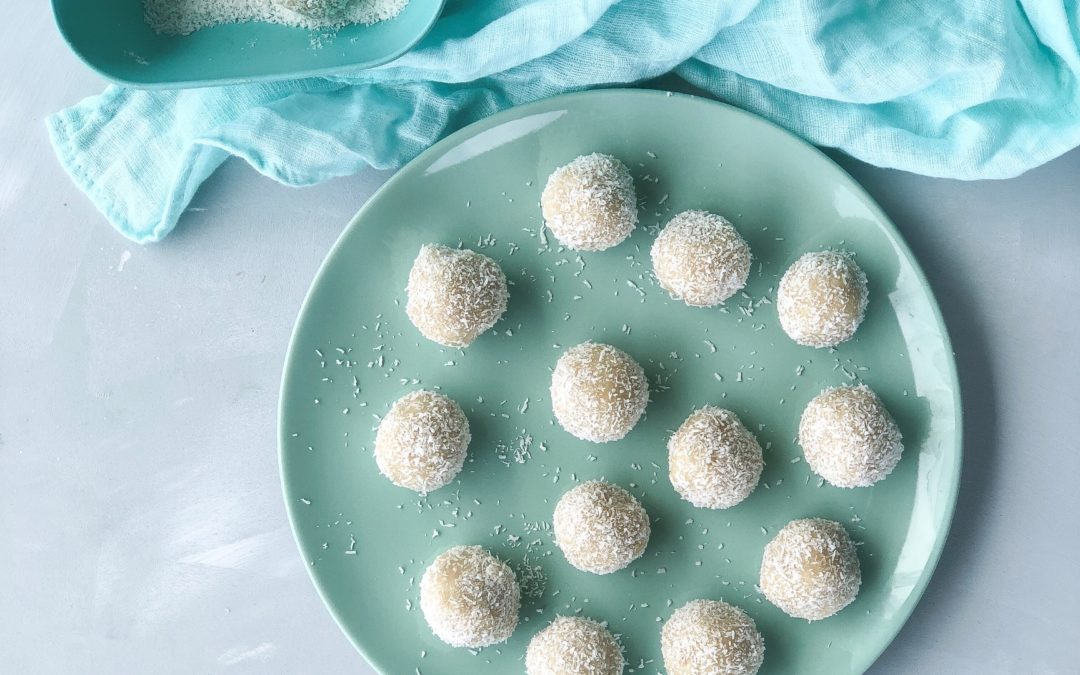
left=278, top=87, right=963, bottom=674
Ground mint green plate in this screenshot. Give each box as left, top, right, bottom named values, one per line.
left=279, top=90, right=961, bottom=675
left=52, top=0, right=444, bottom=88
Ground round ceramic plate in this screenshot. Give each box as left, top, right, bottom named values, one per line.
left=279, top=90, right=960, bottom=675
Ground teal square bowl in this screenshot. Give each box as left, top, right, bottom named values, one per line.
left=52, top=0, right=445, bottom=88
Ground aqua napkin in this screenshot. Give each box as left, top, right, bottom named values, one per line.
left=48, top=0, right=1080, bottom=243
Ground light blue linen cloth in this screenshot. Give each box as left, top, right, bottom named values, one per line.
left=48, top=0, right=1080, bottom=243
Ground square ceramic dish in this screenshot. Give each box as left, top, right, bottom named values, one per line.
left=52, top=0, right=445, bottom=88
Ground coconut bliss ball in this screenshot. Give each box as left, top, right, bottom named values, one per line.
left=526, top=616, right=624, bottom=675
left=550, top=342, right=649, bottom=443
left=651, top=210, right=752, bottom=307
left=759, top=518, right=861, bottom=621
left=799, top=385, right=903, bottom=488
left=541, top=153, right=638, bottom=251
left=374, top=390, right=470, bottom=493
left=420, top=545, right=520, bottom=648
left=777, top=251, right=868, bottom=348
left=668, top=407, right=764, bottom=509
left=406, top=244, right=508, bottom=348
left=553, top=481, right=650, bottom=575
left=661, top=599, right=765, bottom=675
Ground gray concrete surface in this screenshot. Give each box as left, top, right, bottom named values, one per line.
left=2, top=3, right=1078, bottom=673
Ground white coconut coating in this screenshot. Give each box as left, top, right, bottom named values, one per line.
left=419, top=545, right=521, bottom=648
left=777, top=251, right=868, bottom=348
left=759, top=518, right=861, bottom=621
left=406, top=244, right=508, bottom=348
left=668, top=407, right=763, bottom=509
left=661, top=599, right=765, bottom=675
left=651, top=210, right=752, bottom=307
left=550, top=342, right=649, bottom=443
left=541, top=153, right=638, bottom=251
left=526, top=616, right=624, bottom=675
left=799, top=385, right=903, bottom=488
left=275, top=0, right=348, bottom=18
left=553, top=481, right=650, bottom=575
left=374, top=390, right=470, bottom=493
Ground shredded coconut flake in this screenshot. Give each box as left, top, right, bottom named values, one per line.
left=144, top=0, right=408, bottom=35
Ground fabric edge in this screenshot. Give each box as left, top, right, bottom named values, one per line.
left=44, top=111, right=160, bottom=245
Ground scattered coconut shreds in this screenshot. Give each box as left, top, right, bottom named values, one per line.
left=515, top=562, right=547, bottom=600
left=144, top=0, right=409, bottom=36
left=495, top=432, right=534, bottom=467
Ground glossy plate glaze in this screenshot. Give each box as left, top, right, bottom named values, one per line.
left=52, top=0, right=444, bottom=88
left=280, top=90, right=961, bottom=675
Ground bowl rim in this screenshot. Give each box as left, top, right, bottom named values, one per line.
left=50, top=0, right=447, bottom=89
